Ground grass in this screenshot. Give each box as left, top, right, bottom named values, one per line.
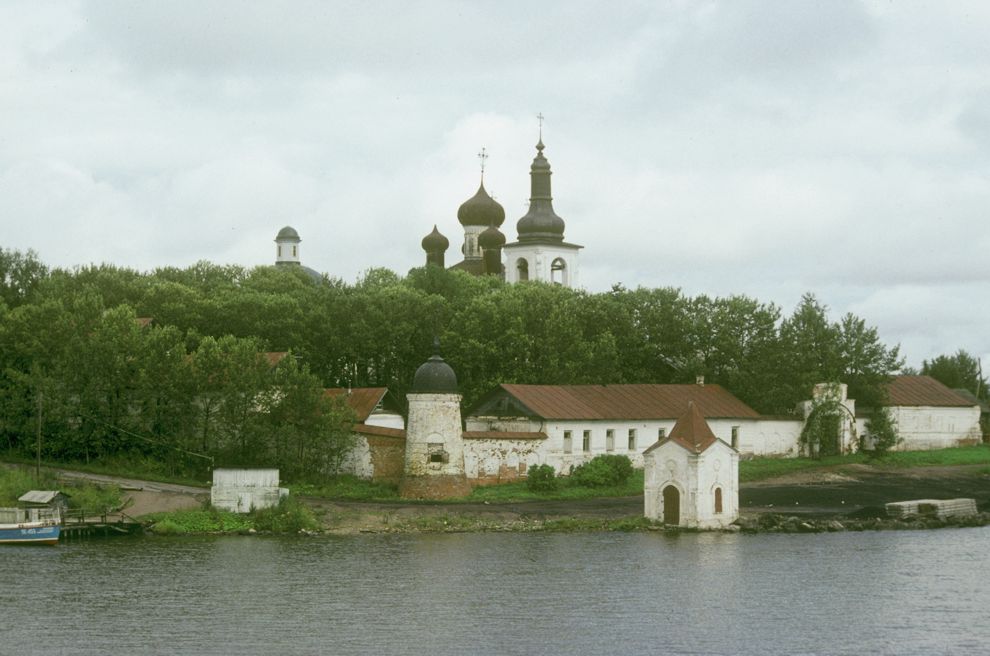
left=0, top=463, right=122, bottom=512
left=740, top=444, right=990, bottom=482
left=288, top=475, right=400, bottom=501
left=0, top=451, right=207, bottom=488
left=143, top=497, right=320, bottom=535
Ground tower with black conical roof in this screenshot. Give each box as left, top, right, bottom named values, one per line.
left=502, top=132, right=582, bottom=287
left=399, top=338, right=471, bottom=499
left=275, top=226, right=301, bottom=264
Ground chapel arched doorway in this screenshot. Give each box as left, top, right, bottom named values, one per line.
left=662, top=485, right=680, bottom=525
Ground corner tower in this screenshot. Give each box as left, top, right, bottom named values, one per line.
left=399, top=339, right=471, bottom=499
left=502, top=134, right=582, bottom=287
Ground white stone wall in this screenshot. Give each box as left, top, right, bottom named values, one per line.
left=468, top=416, right=804, bottom=473
left=365, top=411, right=405, bottom=430
left=405, top=393, right=465, bottom=477
left=338, top=434, right=374, bottom=479
left=463, top=438, right=545, bottom=479
left=644, top=441, right=739, bottom=529
left=210, top=469, right=287, bottom=513
left=882, top=405, right=981, bottom=450
left=502, top=243, right=580, bottom=287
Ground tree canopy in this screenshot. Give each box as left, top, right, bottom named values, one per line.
left=0, top=248, right=908, bottom=479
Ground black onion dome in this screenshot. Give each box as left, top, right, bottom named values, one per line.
left=457, top=183, right=505, bottom=227
left=421, top=225, right=449, bottom=252
left=516, top=140, right=565, bottom=242
left=276, top=226, right=301, bottom=242
left=478, top=225, right=505, bottom=249
left=411, top=338, right=458, bottom=393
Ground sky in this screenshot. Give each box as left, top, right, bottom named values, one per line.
left=1, top=1, right=988, bottom=369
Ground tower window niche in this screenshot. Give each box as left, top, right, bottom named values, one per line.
left=427, top=443, right=449, bottom=464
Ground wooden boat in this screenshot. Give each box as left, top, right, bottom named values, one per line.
left=0, top=507, right=61, bottom=545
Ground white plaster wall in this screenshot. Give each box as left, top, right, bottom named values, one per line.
left=275, top=240, right=300, bottom=263
left=461, top=225, right=484, bottom=259
left=211, top=469, right=286, bottom=513
left=405, top=393, right=465, bottom=477
left=884, top=405, right=981, bottom=450
left=476, top=417, right=802, bottom=475
left=463, top=439, right=545, bottom=478
left=338, top=434, right=374, bottom=479
left=502, top=243, right=580, bottom=287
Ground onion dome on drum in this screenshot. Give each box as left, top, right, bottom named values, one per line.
left=457, top=183, right=505, bottom=228
left=515, top=140, right=565, bottom=242
left=421, top=225, right=450, bottom=252
left=276, top=225, right=300, bottom=242
left=478, top=224, right=506, bottom=250
left=411, top=338, right=458, bottom=393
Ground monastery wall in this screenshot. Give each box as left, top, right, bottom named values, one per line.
left=882, top=405, right=981, bottom=450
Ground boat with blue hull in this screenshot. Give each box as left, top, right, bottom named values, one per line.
left=0, top=508, right=61, bottom=545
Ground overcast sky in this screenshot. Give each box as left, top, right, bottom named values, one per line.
left=2, top=1, right=988, bottom=369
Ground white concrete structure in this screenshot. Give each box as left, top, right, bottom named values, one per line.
left=502, top=242, right=580, bottom=287
left=211, top=469, right=288, bottom=513
left=643, top=404, right=739, bottom=529
left=797, top=383, right=860, bottom=455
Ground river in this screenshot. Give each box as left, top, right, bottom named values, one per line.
left=3, top=528, right=988, bottom=655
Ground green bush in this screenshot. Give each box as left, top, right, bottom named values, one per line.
left=252, top=496, right=320, bottom=533
left=571, top=455, right=634, bottom=488
left=526, top=464, right=557, bottom=492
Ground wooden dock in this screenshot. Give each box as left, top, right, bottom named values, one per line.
left=60, top=509, right=144, bottom=540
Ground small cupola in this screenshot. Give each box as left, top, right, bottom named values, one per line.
left=516, top=140, right=566, bottom=242
left=411, top=338, right=458, bottom=394
left=275, top=226, right=301, bottom=264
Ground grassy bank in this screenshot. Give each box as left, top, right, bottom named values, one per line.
left=144, top=497, right=320, bottom=535
left=0, top=451, right=207, bottom=488
left=740, top=445, right=990, bottom=482
left=0, top=464, right=123, bottom=512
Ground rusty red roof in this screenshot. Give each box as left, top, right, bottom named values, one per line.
left=489, top=383, right=759, bottom=420
left=886, top=375, right=976, bottom=407
left=462, top=431, right=548, bottom=441
left=644, top=402, right=720, bottom=455
left=325, top=387, right=389, bottom=422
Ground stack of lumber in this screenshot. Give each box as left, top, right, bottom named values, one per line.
left=885, top=498, right=977, bottom=519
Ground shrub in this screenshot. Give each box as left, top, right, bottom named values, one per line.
left=252, top=496, right=320, bottom=534
left=526, top=464, right=557, bottom=492
left=570, top=455, right=633, bottom=488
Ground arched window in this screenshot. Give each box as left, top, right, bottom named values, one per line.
left=714, top=487, right=723, bottom=514
left=551, top=257, right=567, bottom=285
left=516, top=258, right=529, bottom=281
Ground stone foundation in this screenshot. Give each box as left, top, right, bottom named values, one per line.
left=400, top=474, right=472, bottom=500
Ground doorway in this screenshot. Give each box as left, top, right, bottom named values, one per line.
left=662, top=485, right=680, bottom=525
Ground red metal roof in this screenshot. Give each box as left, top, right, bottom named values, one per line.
left=644, top=403, right=719, bottom=455
left=886, top=376, right=976, bottom=407
left=493, top=383, right=760, bottom=420
left=325, top=387, right=389, bottom=422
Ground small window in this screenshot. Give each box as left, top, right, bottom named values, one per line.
left=714, top=487, right=723, bottom=514
left=550, top=258, right=567, bottom=285
left=427, top=443, right=448, bottom=464
left=563, top=430, right=573, bottom=454
left=606, top=429, right=615, bottom=452
left=658, top=428, right=666, bottom=440
left=731, top=426, right=739, bottom=449
left=517, top=258, right=529, bottom=282
left=582, top=430, right=591, bottom=452
left=628, top=429, right=637, bottom=451
left=278, top=245, right=282, bottom=257
left=292, top=245, right=297, bottom=257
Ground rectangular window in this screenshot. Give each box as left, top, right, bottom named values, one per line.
left=563, top=430, right=572, bottom=454
left=606, top=429, right=615, bottom=452
left=582, top=430, right=591, bottom=452
left=658, top=427, right=666, bottom=440
left=628, top=429, right=637, bottom=451
left=731, top=426, right=740, bottom=449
